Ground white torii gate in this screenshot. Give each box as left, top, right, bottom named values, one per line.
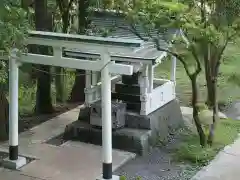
left=6, top=31, right=144, bottom=180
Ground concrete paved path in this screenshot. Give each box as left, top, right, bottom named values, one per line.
left=192, top=136, right=240, bottom=180
left=0, top=105, right=135, bottom=180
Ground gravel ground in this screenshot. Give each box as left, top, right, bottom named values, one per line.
left=0, top=151, right=8, bottom=166
left=114, top=132, right=199, bottom=180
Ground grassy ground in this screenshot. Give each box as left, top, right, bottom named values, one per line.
left=155, top=41, right=240, bottom=106
left=173, top=118, right=240, bottom=166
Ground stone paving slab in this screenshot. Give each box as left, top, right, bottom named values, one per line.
left=0, top=106, right=82, bottom=157
left=20, top=141, right=135, bottom=180
left=0, top=168, right=42, bottom=180
left=0, top=106, right=81, bottom=147
left=191, top=136, right=240, bottom=180
left=222, top=137, right=240, bottom=156
left=62, top=141, right=136, bottom=171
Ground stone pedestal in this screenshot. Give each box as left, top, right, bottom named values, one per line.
left=2, top=156, right=27, bottom=170
left=66, top=99, right=183, bottom=155
left=97, top=175, right=120, bottom=180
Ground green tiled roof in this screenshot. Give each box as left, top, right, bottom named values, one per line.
left=65, top=10, right=171, bottom=63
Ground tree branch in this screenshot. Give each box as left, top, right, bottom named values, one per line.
left=213, top=37, right=229, bottom=75
left=154, top=41, right=192, bottom=78
left=190, top=44, right=202, bottom=75
left=117, top=20, right=199, bottom=79
left=178, top=30, right=202, bottom=75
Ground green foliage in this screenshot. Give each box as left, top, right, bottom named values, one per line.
left=173, top=119, right=240, bottom=166
left=17, top=68, right=75, bottom=116
left=116, top=0, right=240, bottom=68
left=0, top=0, right=29, bottom=51
left=115, top=0, right=240, bottom=146
left=228, top=73, right=240, bottom=87
left=0, top=0, right=29, bottom=86
left=120, top=176, right=141, bottom=180
left=0, top=61, right=7, bottom=85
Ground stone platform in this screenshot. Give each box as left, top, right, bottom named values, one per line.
left=64, top=99, right=183, bottom=155
left=64, top=121, right=152, bottom=155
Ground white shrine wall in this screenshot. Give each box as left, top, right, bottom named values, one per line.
left=139, top=55, right=176, bottom=116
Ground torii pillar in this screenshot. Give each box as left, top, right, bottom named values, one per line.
left=2, top=49, right=27, bottom=170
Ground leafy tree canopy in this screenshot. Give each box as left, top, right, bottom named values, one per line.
left=117, top=0, right=240, bottom=62
left=0, top=0, right=29, bottom=84
left=0, top=0, right=29, bottom=52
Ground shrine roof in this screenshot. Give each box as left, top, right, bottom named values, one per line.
left=64, top=10, right=173, bottom=64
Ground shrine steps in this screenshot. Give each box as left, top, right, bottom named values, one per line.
left=112, top=82, right=141, bottom=113
left=112, top=82, right=162, bottom=113
left=112, top=92, right=141, bottom=112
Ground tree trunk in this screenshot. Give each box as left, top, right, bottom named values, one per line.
left=34, top=0, right=54, bottom=114
left=55, top=67, right=67, bottom=103
left=191, top=75, right=206, bottom=147
left=205, top=69, right=215, bottom=108
left=0, top=88, right=8, bottom=141
left=35, top=64, right=54, bottom=114
left=69, top=69, right=85, bottom=102
left=204, top=45, right=214, bottom=108
left=55, top=11, right=69, bottom=103
left=207, top=60, right=220, bottom=146
left=69, top=0, right=90, bottom=102
left=207, top=77, right=218, bottom=146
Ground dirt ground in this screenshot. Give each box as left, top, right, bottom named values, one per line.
left=18, top=103, right=80, bottom=134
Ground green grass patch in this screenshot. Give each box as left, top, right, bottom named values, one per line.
left=173, top=119, right=240, bottom=166
left=120, top=176, right=142, bottom=180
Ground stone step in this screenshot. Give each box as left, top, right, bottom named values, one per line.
left=115, top=83, right=141, bottom=95
left=125, top=102, right=141, bottom=113
left=64, top=121, right=152, bottom=156
left=112, top=92, right=141, bottom=103
left=122, top=73, right=139, bottom=85
left=125, top=111, right=151, bottom=129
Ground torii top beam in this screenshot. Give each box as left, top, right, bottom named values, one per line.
left=20, top=30, right=148, bottom=74
left=27, top=31, right=144, bottom=54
